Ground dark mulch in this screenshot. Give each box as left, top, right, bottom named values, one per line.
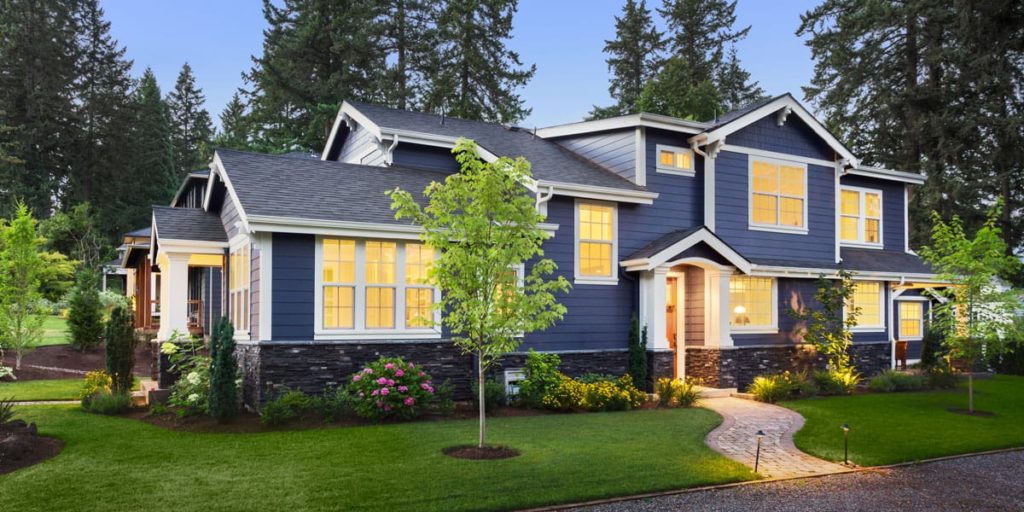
left=443, top=445, right=521, bottom=460
left=1, top=344, right=151, bottom=381
left=0, top=423, right=64, bottom=475
left=947, top=407, right=996, bottom=417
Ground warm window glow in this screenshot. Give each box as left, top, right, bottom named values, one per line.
left=841, top=188, right=882, bottom=245
left=847, top=281, right=882, bottom=327
left=405, top=288, right=433, bottom=328
left=365, top=287, right=394, bottom=328
left=323, top=286, right=354, bottom=329
left=730, top=276, right=774, bottom=328
left=751, top=159, right=805, bottom=228
left=322, top=238, right=356, bottom=329
left=365, top=241, right=396, bottom=284
left=578, top=203, right=615, bottom=278
left=658, top=147, right=693, bottom=172
left=899, top=302, right=923, bottom=339
left=404, top=243, right=433, bottom=285
left=229, top=243, right=250, bottom=332
left=404, top=243, right=434, bottom=328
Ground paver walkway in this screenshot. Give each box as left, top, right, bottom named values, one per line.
left=701, top=396, right=847, bottom=478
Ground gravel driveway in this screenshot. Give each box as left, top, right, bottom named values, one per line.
left=568, top=450, right=1024, bottom=512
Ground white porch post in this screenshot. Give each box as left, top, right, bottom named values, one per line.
left=157, top=252, right=191, bottom=341
left=704, top=268, right=734, bottom=347
left=639, top=267, right=670, bottom=349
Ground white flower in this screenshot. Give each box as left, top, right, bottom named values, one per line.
left=187, top=372, right=201, bottom=385
left=188, top=393, right=200, bottom=403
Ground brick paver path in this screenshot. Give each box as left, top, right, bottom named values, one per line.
left=702, top=397, right=847, bottom=478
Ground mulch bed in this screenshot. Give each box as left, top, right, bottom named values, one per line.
left=947, top=407, right=996, bottom=417
left=1, top=344, right=151, bottom=381
left=443, top=445, right=521, bottom=460
left=0, top=422, right=63, bottom=475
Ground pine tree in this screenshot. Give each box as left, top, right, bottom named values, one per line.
left=378, top=0, right=437, bottom=110
left=166, top=62, right=214, bottom=176
left=207, top=318, right=238, bottom=422
left=716, top=46, right=764, bottom=111
left=212, top=93, right=251, bottom=150
left=68, top=268, right=103, bottom=351
left=124, top=69, right=177, bottom=233
left=636, top=55, right=722, bottom=120
left=104, top=303, right=136, bottom=395
left=589, top=0, right=664, bottom=119
left=243, top=0, right=387, bottom=151
left=424, top=0, right=535, bottom=123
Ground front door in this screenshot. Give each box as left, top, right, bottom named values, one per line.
left=666, top=275, right=686, bottom=379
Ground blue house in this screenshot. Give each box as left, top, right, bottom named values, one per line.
left=121, top=93, right=940, bottom=406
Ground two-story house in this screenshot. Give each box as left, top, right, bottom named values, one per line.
left=120, top=93, right=940, bottom=407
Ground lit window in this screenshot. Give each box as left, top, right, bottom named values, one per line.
left=847, top=281, right=883, bottom=328
left=322, top=239, right=355, bottom=329
left=899, top=302, right=923, bottom=339
left=405, top=243, right=434, bottom=328
left=576, top=202, right=616, bottom=281
left=656, top=144, right=695, bottom=175
left=229, top=242, right=250, bottom=333
left=730, top=276, right=775, bottom=329
left=840, top=187, right=882, bottom=246
left=750, top=159, right=806, bottom=230
left=365, top=241, right=396, bottom=328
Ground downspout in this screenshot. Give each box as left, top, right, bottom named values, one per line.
left=690, top=141, right=715, bottom=231
left=384, top=134, right=400, bottom=165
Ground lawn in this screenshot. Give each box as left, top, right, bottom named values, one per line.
left=0, top=379, right=83, bottom=401
left=784, top=375, right=1024, bottom=466
left=40, top=315, right=69, bottom=346
left=0, top=406, right=754, bottom=512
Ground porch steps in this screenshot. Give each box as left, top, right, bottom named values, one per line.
left=131, top=379, right=158, bottom=407
left=697, top=386, right=737, bottom=399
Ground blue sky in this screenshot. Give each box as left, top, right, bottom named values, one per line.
left=103, top=0, right=821, bottom=129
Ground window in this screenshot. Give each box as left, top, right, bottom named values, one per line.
left=729, top=276, right=776, bottom=331
left=575, top=202, right=617, bottom=284
left=750, top=158, right=806, bottom=232
left=899, top=302, right=923, bottom=339
left=656, top=144, right=695, bottom=176
left=840, top=187, right=882, bottom=246
left=229, top=242, right=250, bottom=333
left=846, top=281, right=884, bottom=329
left=316, top=238, right=439, bottom=338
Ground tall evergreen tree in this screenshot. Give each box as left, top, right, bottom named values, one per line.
left=378, top=0, right=437, bottom=110
left=636, top=55, right=721, bottom=120
left=424, top=0, right=535, bottom=123
left=123, top=69, right=176, bottom=233
left=243, top=0, right=386, bottom=152
left=166, top=62, right=214, bottom=176
left=212, top=92, right=251, bottom=151
left=716, top=46, right=764, bottom=111
left=589, top=0, right=664, bottom=119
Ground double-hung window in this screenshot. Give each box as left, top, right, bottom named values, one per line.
left=404, top=243, right=434, bottom=328
left=846, top=281, right=884, bottom=330
left=899, top=302, right=923, bottom=340
left=729, top=276, right=777, bottom=331
left=575, top=201, right=617, bottom=284
left=322, top=239, right=356, bottom=329
left=656, top=144, right=695, bottom=176
left=364, top=241, right=397, bottom=329
left=229, top=241, right=250, bottom=333
left=840, top=187, right=883, bottom=246
left=750, top=158, right=807, bottom=232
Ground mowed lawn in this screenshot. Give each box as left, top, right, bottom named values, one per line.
left=40, top=315, right=70, bottom=346
left=785, top=375, right=1024, bottom=466
left=0, top=379, right=83, bottom=401
left=0, top=406, right=754, bottom=512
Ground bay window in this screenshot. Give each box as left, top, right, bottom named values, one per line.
left=575, top=201, right=617, bottom=284
left=750, top=158, right=807, bottom=232
left=840, top=187, right=883, bottom=246
left=846, top=281, right=884, bottom=330
left=729, top=276, right=776, bottom=331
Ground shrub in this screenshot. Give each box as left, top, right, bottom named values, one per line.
left=674, top=379, right=701, bottom=407
left=260, top=389, right=313, bottom=427
left=207, top=319, right=238, bottom=422
left=868, top=369, right=926, bottom=392
left=68, top=269, right=104, bottom=351
left=472, top=378, right=506, bottom=414
left=919, top=325, right=947, bottom=369
left=517, top=350, right=562, bottom=408
left=748, top=371, right=815, bottom=403
left=813, top=368, right=860, bottom=395
left=0, top=396, right=15, bottom=428
left=104, top=304, right=137, bottom=394
left=86, top=392, right=130, bottom=415
left=432, top=379, right=456, bottom=416
left=626, top=315, right=648, bottom=390
left=926, top=364, right=960, bottom=389
left=79, top=370, right=113, bottom=409
left=162, top=334, right=211, bottom=417
left=656, top=377, right=702, bottom=408
left=311, top=385, right=351, bottom=422
left=347, top=356, right=434, bottom=421
left=577, top=373, right=617, bottom=384
left=542, top=374, right=644, bottom=412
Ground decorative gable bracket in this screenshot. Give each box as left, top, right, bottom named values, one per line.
left=776, top=106, right=793, bottom=127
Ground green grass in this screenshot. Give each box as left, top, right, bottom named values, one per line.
left=0, top=407, right=754, bottom=512
left=0, top=379, right=83, bottom=401
left=784, top=375, right=1024, bottom=466
left=39, top=315, right=69, bottom=346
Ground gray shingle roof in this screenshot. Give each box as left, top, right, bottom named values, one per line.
left=152, top=206, right=227, bottom=243
left=704, top=93, right=788, bottom=128
left=125, top=226, right=151, bottom=237
left=748, top=248, right=933, bottom=275
left=217, top=149, right=439, bottom=226
left=347, top=101, right=644, bottom=191
left=625, top=227, right=706, bottom=261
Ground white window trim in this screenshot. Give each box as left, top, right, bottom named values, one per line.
left=229, top=234, right=251, bottom=340
left=847, top=280, right=886, bottom=332
left=574, top=199, right=619, bottom=285
left=747, top=157, right=809, bottom=235
left=840, top=185, right=884, bottom=249
left=897, top=300, right=924, bottom=341
left=655, top=144, right=696, bottom=177
left=313, top=237, right=441, bottom=341
left=729, top=276, right=779, bottom=334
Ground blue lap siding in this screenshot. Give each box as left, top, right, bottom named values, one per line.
left=271, top=233, right=316, bottom=341
left=839, top=174, right=906, bottom=250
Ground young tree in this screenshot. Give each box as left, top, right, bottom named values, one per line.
left=166, top=62, right=214, bottom=176
left=68, top=269, right=104, bottom=351
left=424, top=0, right=535, bottom=124
left=789, top=270, right=860, bottom=373
left=590, top=0, right=664, bottom=119
left=626, top=315, right=648, bottom=390
left=0, top=203, right=44, bottom=370
left=104, top=303, right=136, bottom=395
left=207, top=318, right=238, bottom=422
left=389, top=139, right=570, bottom=448
left=920, top=203, right=1021, bottom=413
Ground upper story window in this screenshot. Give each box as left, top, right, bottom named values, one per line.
left=575, top=201, right=618, bottom=285
left=750, top=158, right=807, bottom=233
left=229, top=240, right=250, bottom=334
left=846, top=281, right=884, bottom=330
left=840, top=187, right=882, bottom=247
left=656, top=144, right=695, bottom=176
left=729, top=276, right=777, bottom=331
left=316, top=238, right=439, bottom=338
left=898, top=301, right=923, bottom=340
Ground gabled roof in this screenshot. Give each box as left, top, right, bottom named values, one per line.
left=326, top=101, right=656, bottom=201
left=536, top=111, right=708, bottom=138
left=125, top=226, right=151, bottom=238
left=152, top=206, right=227, bottom=243
left=170, top=169, right=212, bottom=206
left=621, top=227, right=752, bottom=273
left=748, top=248, right=934, bottom=277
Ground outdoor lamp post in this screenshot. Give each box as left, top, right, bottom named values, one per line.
left=754, top=430, right=765, bottom=473
left=841, top=423, right=850, bottom=465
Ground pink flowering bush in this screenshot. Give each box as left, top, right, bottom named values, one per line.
left=348, top=356, right=434, bottom=420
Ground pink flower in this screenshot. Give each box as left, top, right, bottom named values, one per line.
left=398, top=385, right=408, bottom=392
left=352, top=374, right=362, bottom=382
left=377, top=377, right=387, bottom=385
left=372, top=389, right=379, bottom=396
left=380, top=387, right=390, bottom=396
left=420, top=383, right=431, bottom=390
left=387, top=379, right=395, bottom=386
left=418, top=372, right=425, bottom=377
left=384, top=405, right=392, bottom=412
left=426, top=386, right=434, bottom=394
left=404, top=397, right=415, bottom=406
left=385, top=363, right=395, bottom=370
left=395, top=369, right=405, bottom=377
left=376, top=401, right=383, bottom=408
left=364, top=368, right=374, bottom=374
left=409, top=363, right=415, bottom=369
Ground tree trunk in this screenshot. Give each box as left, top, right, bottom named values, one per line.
left=477, top=351, right=486, bottom=448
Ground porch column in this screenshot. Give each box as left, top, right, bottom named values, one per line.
left=157, top=252, right=191, bottom=341
left=704, top=268, right=734, bottom=348
left=639, top=267, right=670, bottom=349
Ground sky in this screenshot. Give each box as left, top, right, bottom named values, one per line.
left=102, top=0, right=822, bottom=130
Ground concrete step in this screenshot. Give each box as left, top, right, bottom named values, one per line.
left=131, top=379, right=159, bottom=407
left=697, top=386, right=738, bottom=399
